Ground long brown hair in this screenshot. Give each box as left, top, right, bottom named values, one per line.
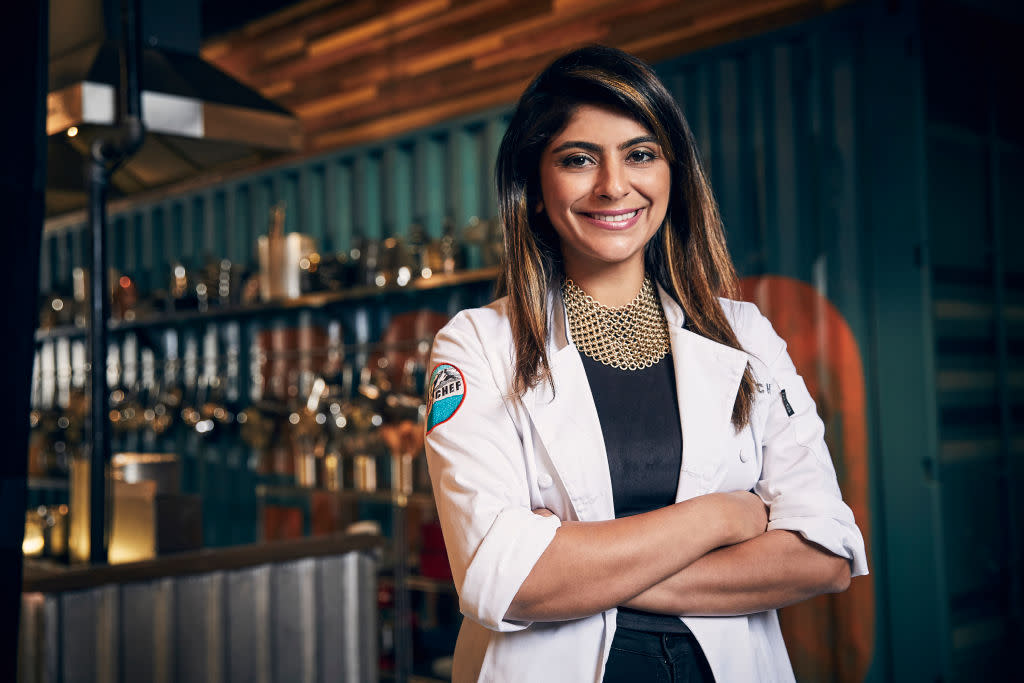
left=495, top=45, right=755, bottom=430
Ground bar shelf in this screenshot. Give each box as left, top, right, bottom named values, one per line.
left=34, top=266, right=501, bottom=340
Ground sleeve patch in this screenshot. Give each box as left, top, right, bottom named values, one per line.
left=426, top=363, right=466, bottom=433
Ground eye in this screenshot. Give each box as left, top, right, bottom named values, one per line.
left=559, top=153, right=595, bottom=168
left=627, top=149, right=657, bottom=164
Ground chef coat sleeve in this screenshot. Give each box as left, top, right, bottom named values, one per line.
left=739, top=303, right=869, bottom=577
left=424, top=312, right=562, bottom=631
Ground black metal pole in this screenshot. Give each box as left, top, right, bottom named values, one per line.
left=86, top=0, right=145, bottom=564
left=87, top=160, right=111, bottom=564
left=119, top=0, right=142, bottom=127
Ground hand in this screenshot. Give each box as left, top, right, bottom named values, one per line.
left=716, top=491, right=768, bottom=545
left=533, top=507, right=555, bottom=518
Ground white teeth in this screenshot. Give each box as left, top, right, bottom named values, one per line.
left=590, top=210, right=639, bottom=223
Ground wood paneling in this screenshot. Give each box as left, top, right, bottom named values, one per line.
left=202, top=0, right=847, bottom=153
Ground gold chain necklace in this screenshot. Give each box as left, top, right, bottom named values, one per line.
left=562, top=276, right=671, bottom=371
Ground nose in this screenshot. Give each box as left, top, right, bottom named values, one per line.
left=594, top=162, right=629, bottom=201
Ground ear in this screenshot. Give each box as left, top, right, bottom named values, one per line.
left=535, top=199, right=544, bottom=214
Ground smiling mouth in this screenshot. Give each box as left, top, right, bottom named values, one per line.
left=580, top=208, right=642, bottom=223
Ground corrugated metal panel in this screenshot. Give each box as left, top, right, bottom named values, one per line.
left=225, top=565, right=271, bottom=683
left=21, top=549, right=378, bottom=683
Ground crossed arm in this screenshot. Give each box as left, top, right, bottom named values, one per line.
left=504, top=491, right=768, bottom=622
left=622, top=527, right=851, bottom=616
left=506, top=501, right=851, bottom=624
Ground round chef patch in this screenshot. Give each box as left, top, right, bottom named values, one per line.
left=427, top=363, right=466, bottom=433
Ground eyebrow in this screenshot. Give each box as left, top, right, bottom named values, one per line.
left=549, top=135, right=659, bottom=154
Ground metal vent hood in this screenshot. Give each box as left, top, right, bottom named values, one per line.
left=47, top=0, right=302, bottom=216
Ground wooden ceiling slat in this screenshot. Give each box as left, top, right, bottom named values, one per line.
left=252, top=0, right=549, bottom=89
left=311, top=81, right=526, bottom=150
left=595, top=0, right=716, bottom=33
left=387, top=0, right=551, bottom=59
left=293, top=85, right=380, bottom=120
left=481, top=0, right=635, bottom=42
left=391, top=0, right=455, bottom=26
left=554, top=0, right=602, bottom=9
left=260, top=2, right=551, bottom=105
left=257, top=0, right=381, bottom=47
left=337, top=60, right=397, bottom=93
left=307, top=16, right=400, bottom=58
left=300, top=56, right=542, bottom=137
left=203, top=0, right=851, bottom=155
left=396, top=34, right=507, bottom=78
left=473, top=24, right=610, bottom=71
left=239, top=0, right=338, bottom=39
left=260, top=80, right=296, bottom=99
left=301, top=58, right=533, bottom=134
left=250, top=34, right=391, bottom=87
left=389, top=0, right=518, bottom=45
left=205, top=1, right=383, bottom=78
left=262, top=36, right=307, bottom=64
left=307, top=0, right=450, bottom=57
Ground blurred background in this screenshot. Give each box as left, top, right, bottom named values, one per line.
left=4, top=0, right=1021, bottom=681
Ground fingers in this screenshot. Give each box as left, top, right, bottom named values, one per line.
left=532, top=507, right=555, bottom=517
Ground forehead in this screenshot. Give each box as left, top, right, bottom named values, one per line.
left=547, top=104, right=655, bottom=147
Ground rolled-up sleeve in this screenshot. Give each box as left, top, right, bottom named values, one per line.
left=425, top=313, right=562, bottom=631
left=741, top=304, right=869, bottom=577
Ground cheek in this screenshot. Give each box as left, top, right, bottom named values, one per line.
left=645, top=176, right=671, bottom=209
left=653, top=170, right=672, bottom=203
left=538, top=165, right=560, bottom=198
left=647, top=172, right=672, bottom=219
left=540, top=169, right=588, bottom=210
left=542, top=185, right=569, bottom=212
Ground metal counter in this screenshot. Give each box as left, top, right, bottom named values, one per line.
left=19, top=532, right=382, bottom=683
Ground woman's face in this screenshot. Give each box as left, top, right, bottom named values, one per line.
left=538, top=104, right=671, bottom=284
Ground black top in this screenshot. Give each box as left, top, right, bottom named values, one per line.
left=579, top=352, right=691, bottom=634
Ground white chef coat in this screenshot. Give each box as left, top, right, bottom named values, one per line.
left=424, top=285, right=869, bottom=683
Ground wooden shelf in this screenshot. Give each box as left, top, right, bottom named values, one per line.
left=406, top=575, right=456, bottom=595
left=34, top=324, right=87, bottom=342
left=27, top=476, right=70, bottom=491
left=34, top=266, right=500, bottom=340
left=380, top=572, right=455, bottom=595
left=255, top=484, right=435, bottom=508
left=381, top=671, right=449, bottom=683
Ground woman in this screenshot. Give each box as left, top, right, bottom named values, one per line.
left=424, top=45, right=867, bottom=682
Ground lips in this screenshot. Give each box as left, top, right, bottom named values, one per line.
left=578, top=207, right=645, bottom=229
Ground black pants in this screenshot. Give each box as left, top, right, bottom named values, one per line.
left=602, top=626, right=716, bottom=683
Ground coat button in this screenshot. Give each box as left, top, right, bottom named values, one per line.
left=537, top=473, right=553, bottom=489
left=739, top=447, right=750, bottom=463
